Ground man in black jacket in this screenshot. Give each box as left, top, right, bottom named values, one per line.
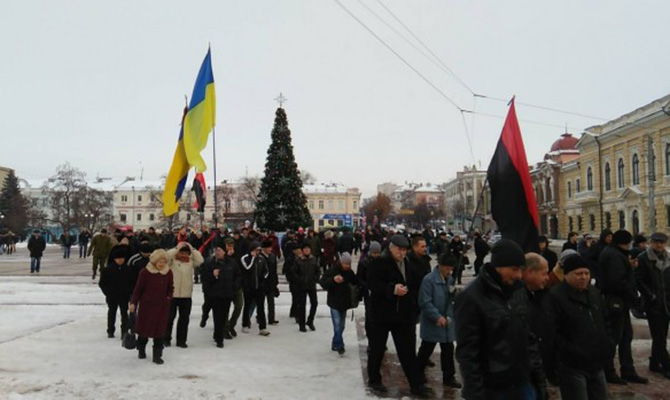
left=28, top=230, right=46, bottom=274
left=357, top=240, right=381, bottom=347
left=546, top=254, right=609, bottom=400
left=407, top=236, right=431, bottom=282
left=367, top=235, right=432, bottom=398
left=99, top=245, right=132, bottom=338
left=588, top=228, right=613, bottom=283
left=598, top=229, right=648, bottom=384
left=337, top=229, right=355, bottom=255
left=635, top=232, right=670, bottom=379
left=319, top=252, right=358, bottom=355
left=537, top=235, right=557, bottom=271
left=294, top=242, right=320, bottom=332
left=260, top=240, right=279, bottom=325
left=473, top=232, right=490, bottom=276
left=201, top=242, right=241, bottom=348
left=454, top=239, right=547, bottom=400
left=240, top=242, right=270, bottom=336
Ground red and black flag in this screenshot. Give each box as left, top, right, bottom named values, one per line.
left=192, top=172, right=207, bottom=212
left=486, top=98, right=539, bottom=252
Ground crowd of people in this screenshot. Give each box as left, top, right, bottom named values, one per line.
left=15, top=221, right=670, bottom=399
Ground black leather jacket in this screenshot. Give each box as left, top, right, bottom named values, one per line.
left=454, top=264, right=545, bottom=399
left=636, top=248, right=670, bottom=315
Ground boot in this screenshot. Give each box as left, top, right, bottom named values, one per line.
left=605, top=371, right=627, bottom=385
left=650, top=358, right=664, bottom=373
left=137, top=343, right=147, bottom=359
left=152, top=345, right=164, bottom=365
left=621, top=371, right=649, bottom=384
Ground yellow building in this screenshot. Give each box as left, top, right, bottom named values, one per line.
left=0, top=166, right=13, bottom=188
left=304, top=184, right=361, bottom=230
left=562, top=94, right=670, bottom=236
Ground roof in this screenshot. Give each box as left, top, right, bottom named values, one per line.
left=303, top=183, right=353, bottom=194
left=550, top=133, right=579, bottom=152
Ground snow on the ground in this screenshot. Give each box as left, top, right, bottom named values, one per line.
left=0, top=277, right=369, bottom=399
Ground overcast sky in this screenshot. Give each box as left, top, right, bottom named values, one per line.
left=2, top=0, right=669, bottom=198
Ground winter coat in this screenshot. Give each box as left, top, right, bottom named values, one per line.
left=636, top=247, right=670, bottom=315
left=294, top=255, right=321, bottom=291
left=305, top=235, right=322, bottom=258
left=201, top=255, right=241, bottom=299
left=59, top=234, right=73, bottom=247
left=78, top=231, right=91, bottom=245
left=474, top=236, right=490, bottom=258
left=27, top=235, right=46, bottom=258
left=419, top=268, right=455, bottom=343
left=454, top=264, right=544, bottom=399
left=233, top=237, right=249, bottom=263
left=167, top=248, right=203, bottom=298
left=130, top=264, right=174, bottom=339
left=260, top=252, right=279, bottom=295
left=546, top=280, right=609, bottom=372
left=448, top=240, right=465, bottom=260
left=99, top=261, right=133, bottom=302
left=321, top=237, right=337, bottom=267
left=127, top=253, right=149, bottom=291
left=407, top=252, right=432, bottom=282
left=88, top=234, right=113, bottom=259
left=356, top=256, right=375, bottom=300
left=434, top=237, right=449, bottom=256
left=524, top=287, right=556, bottom=379
left=146, top=233, right=161, bottom=249
left=598, top=245, right=638, bottom=307
left=338, top=233, right=355, bottom=255
left=562, top=240, right=577, bottom=252
left=240, top=253, right=269, bottom=291
left=367, top=252, right=420, bottom=324
left=319, top=264, right=358, bottom=312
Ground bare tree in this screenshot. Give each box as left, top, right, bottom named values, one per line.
left=42, top=163, right=87, bottom=232
left=300, top=169, right=317, bottom=185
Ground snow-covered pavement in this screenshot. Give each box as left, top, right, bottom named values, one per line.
left=0, top=276, right=368, bottom=399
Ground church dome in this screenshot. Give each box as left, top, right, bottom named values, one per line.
left=550, top=133, right=578, bottom=152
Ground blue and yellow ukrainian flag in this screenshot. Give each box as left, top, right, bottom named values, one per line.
left=163, top=49, right=216, bottom=217
left=183, top=49, right=216, bottom=173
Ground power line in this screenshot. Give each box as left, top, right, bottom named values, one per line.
left=333, top=0, right=464, bottom=113
left=464, top=110, right=583, bottom=131
left=374, top=0, right=476, bottom=95
left=475, top=94, right=610, bottom=121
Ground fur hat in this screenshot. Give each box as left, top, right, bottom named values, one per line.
left=109, top=245, right=130, bottom=261
left=562, top=254, right=589, bottom=274
left=490, top=239, right=525, bottom=268
left=612, top=230, right=633, bottom=246
left=149, top=249, right=169, bottom=264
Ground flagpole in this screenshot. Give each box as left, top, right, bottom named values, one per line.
left=212, top=126, right=218, bottom=229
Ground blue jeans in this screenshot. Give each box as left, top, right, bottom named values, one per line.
left=30, top=257, right=41, bottom=273
left=486, top=382, right=536, bottom=400
left=330, top=308, right=346, bottom=350
left=558, top=365, right=607, bottom=400
left=63, top=246, right=71, bottom=258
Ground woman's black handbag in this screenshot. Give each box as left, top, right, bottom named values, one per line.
left=122, top=312, right=137, bottom=350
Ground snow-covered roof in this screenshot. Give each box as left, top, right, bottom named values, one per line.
left=303, top=183, right=352, bottom=194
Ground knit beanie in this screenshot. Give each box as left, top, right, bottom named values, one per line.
left=490, top=239, right=526, bottom=268
left=340, top=252, right=352, bottom=264
left=612, top=230, right=633, bottom=246
left=559, top=249, right=578, bottom=264
left=369, top=241, right=382, bottom=254
left=561, top=254, right=589, bottom=274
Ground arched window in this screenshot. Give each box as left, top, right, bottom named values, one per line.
left=605, top=212, right=612, bottom=229
left=545, top=178, right=552, bottom=202
left=604, top=163, right=611, bottom=191
left=666, top=143, right=670, bottom=176
left=618, top=159, right=625, bottom=188
left=618, top=210, right=626, bottom=228
left=568, top=216, right=574, bottom=232
left=632, top=209, right=640, bottom=235
left=587, top=167, right=593, bottom=191
left=632, top=154, right=640, bottom=185
left=577, top=215, right=583, bottom=231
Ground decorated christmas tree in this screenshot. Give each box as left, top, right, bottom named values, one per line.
left=254, top=99, right=312, bottom=231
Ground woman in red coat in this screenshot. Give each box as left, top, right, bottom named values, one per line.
left=129, top=249, right=173, bottom=365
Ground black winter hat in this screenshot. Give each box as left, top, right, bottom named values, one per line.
left=612, top=230, right=633, bottom=246
left=438, top=253, right=458, bottom=267
left=261, top=239, right=273, bottom=248
left=109, top=245, right=130, bottom=261
left=561, top=254, right=589, bottom=274
left=139, top=242, right=153, bottom=253
left=390, top=234, right=410, bottom=248
left=634, top=234, right=647, bottom=245
left=490, top=239, right=525, bottom=268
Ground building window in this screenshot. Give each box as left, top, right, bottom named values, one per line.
left=666, top=144, right=670, bottom=176
left=632, top=209, right=640, bottom=235
left=137, top=195, right=142, bottom=202
left=632, top=154, right=640, bottom=185
left=666, top=206, right=670, bottom=228
left=605, top=212, right=611, bottom=229
left=149, top=214, right=155, bottom=221
left=567, top=181, right=572, bottom=198
left=618, top=210, right=625, bottom=228
left=328, top=200, right=334, bottom=210
left=576, top=179, right=581, bottom=193
left=651, top=149, right=656, bottom=182
left=121, top=195, right=128, bottom=202
left=136, top=213, right=142, bottom=221
left=577, top=215, right=583, bottom=231
left=120, top=213, right=127, bottom=222
left=589, top=214, right=596, bottom=230
left=318, top=219, right=325, bottom=227
left=309, top=200, right=314, bottom=210
left=338, top=200, right=344, bottom=210
left=187, top=214, right=191, bottom=221
left=618, top=159, right=625, bottom=188
left=604, top=163, right=611, bottom=191
left=568, top=217, right=573, bottom=232
left=353, top=200, right=358, bottom=210
left=587, top=168, right=593, bottom=191
left=318, top=200, right=324, bottom=210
